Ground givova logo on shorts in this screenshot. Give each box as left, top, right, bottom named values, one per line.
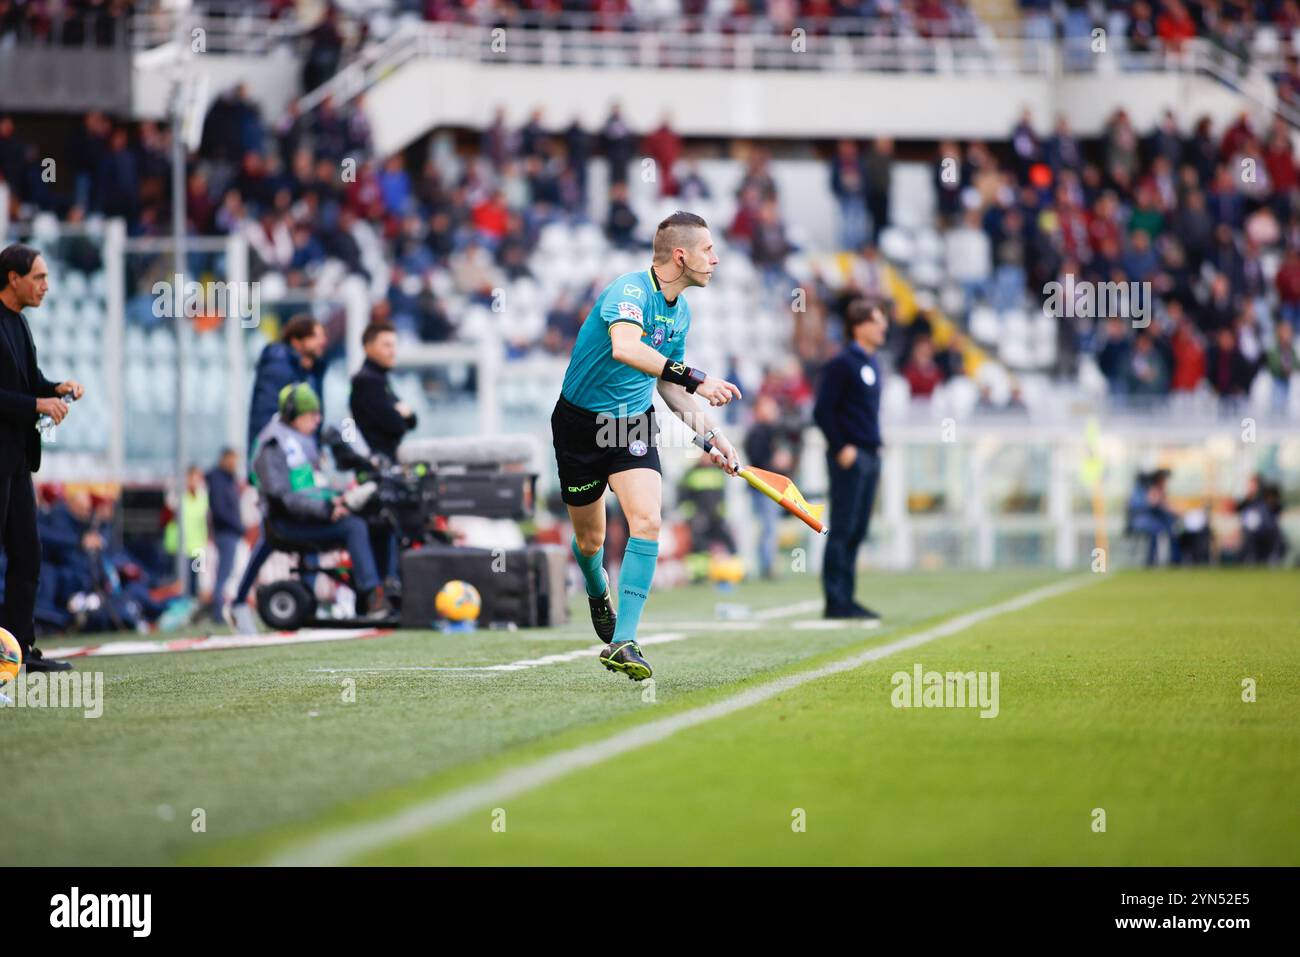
left=567, top=480, right=602, bottom=493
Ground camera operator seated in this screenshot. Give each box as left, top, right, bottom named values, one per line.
left=252, top=383, right=392, bottom=620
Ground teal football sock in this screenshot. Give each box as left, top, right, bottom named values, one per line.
left=613, top=536, right=659, bottom=644
left=571, top=536, right=608, bottom=598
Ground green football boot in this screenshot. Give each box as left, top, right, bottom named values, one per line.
left=598, top=640, right=652, bottom=681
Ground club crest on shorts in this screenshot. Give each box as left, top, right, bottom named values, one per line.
left=629, top=439, right=648, bottom=456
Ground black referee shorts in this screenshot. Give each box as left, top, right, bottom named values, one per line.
left=551, top=394, right=661, bottom=507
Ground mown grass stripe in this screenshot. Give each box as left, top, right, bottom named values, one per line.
left=267, top=576, right=1094, bottom=866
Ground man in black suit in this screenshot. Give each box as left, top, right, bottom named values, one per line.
left=350, top=319, right=416, bottom=583
left=0, top=244, right=83, bottom=671
left=813, top=298, right=888, bottom=620
left=349, top=319, right=416, bottom=463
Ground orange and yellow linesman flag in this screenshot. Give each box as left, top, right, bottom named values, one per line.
left=694, top=436, right=828, bottom=535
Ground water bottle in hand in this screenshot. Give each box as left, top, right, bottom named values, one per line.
left=36, top=394, right=74, bottom=439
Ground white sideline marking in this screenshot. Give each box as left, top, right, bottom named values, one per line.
left=307, top=597, right=816, bottom=675
left=638, top=598, right=820, bottom=628
left=43, top=628, right=385, bottom=659
left=313, top=632, right=687, bottom=674
left=633, top=620, right=759, bottom=632
left=753, top=598, right=824, bottom=620
left=268, top=576, right=1092, bottom=866
left=793, top=619, right=881, bottom=631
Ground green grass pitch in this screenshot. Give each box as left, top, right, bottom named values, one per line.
left=3, top=568, right=1296, bottom=866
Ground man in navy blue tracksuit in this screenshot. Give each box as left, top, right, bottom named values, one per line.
left=245, top=315, right=328, bottom=455
left=813, top=299, right=888, bottom=620
left=224, top=314, right=327, bottom=630
left=205, top=447, right=245, bottom=623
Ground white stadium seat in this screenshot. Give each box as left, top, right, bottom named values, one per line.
left=969, top=305, right=1000, bottom=344
left=878, top=226, right=915, bottom=264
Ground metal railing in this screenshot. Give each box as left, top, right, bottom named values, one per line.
left=0, top=12, right=131, bottom=48
left=293, top=22, right=1300, bottom=121
left=117, top=4, right=1300, bottom=65
left=296, top=19, right=1051, bottom=113
left=129, top=8, right=999, bottom=47
left=129, top=9, right=313, bottom=53
left=1054, top=35, right=1300, bottom=129
left=120, top=10, right=1300, bottom=132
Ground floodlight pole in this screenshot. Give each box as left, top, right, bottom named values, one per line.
left=170, top=20, right=191, bottom=592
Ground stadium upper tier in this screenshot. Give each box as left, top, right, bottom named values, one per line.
left=7, top=2, right=1295, bottom=143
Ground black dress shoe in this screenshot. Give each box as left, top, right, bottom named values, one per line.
left=851, top=602, right=882, bottom=621
left=824, top=607, right=859, bottom=620
left=23, top=647, right=73, bottom=672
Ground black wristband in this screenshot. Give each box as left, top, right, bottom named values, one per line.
left=661, top=360, right=707, bottom=393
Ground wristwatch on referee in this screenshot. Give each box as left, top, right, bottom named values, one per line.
left=661, top=360, right=707, bottom=394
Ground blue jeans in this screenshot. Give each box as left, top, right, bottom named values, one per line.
left=749, top=486, right=780, bottom=578
left=268, top=516, right=381, bottom=594
left=992, top=264, right=1027, bottom=311
left=838, top=195, right=869, bottom=252
left=1131, top=509, right=1180, bottom=567
left=211, top=530, right=241, bottom=619
left=370, top=524, right=400, bottom=581
left=822, top=447, right=881, bottom=613
left=232, top=534, right=271, bottom=605
left=960, top=276, right=991, bottom=312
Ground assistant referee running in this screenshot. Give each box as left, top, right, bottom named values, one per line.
left=552, top=211, right=742, bottom=681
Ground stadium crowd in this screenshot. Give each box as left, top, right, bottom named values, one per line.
left=902, top=105, right=1300, bottom=409
left=5, top=88, right=1300, bottom=416
left=0, top=482, right=202, bottom=637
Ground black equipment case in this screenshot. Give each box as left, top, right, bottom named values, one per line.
left=399, top=543, right=569, bottom=629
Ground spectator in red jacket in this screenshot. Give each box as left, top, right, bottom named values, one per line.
left=642, top=115, right=682, bottom=198
left=1156, top=0, right=1197, bottom=51
left=1220, top=111, right=1254, bottom=163
left=902, top=336, right=944, bottom=398
left=727, top=184, right=763, bottom=252
left=1275, top=245, right=1300, bottom=326
left=1169, top=305, right=1206, bottom=392
left=1264, top=127, right=1298, bottom=219
left=471, top=190, right=510, bottom=243
left=1205, top=326, right=1255, bottom=398
left=1087, top=191, right=1124, bottom=257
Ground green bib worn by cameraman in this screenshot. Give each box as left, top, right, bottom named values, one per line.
left=249, top=382, right=389, bottom=618
left=250, top=383, right=334, bottom=522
